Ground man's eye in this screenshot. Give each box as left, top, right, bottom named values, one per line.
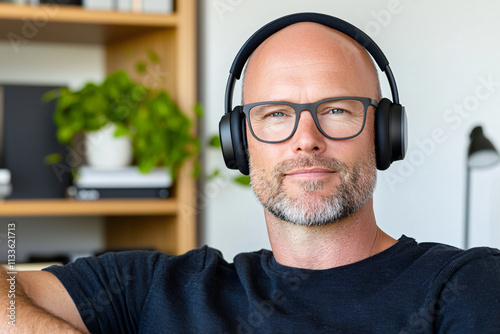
left=270, top=112, right=285, bottom=117
left=328, top=108, right=345, bottom=115
left=262, top=110, right=287, bottom=118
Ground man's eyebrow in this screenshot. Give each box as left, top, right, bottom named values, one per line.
left=250, top=99, right=291, bottom=103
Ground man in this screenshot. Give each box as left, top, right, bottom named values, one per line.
left=2, top=16, right=500, bottom=334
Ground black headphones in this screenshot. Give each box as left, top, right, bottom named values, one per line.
left=219, top=12, right=407, bottom=175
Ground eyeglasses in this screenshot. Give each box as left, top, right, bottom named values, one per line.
left=242, top=96, right=378, bottom=143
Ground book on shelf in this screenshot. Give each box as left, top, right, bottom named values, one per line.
left=67, top=186, right=170, bottom=200
left=23, top=0, right=173, bottom=13
left=30, top=0, right=82, bottom=5
left=117, top=0, right=174, bottom=13
left=70, top=166, right=172, bottom=200
left=0, top=0, right=29, bottom=5
left=82, top=0, right=113, bottom=11
left=75, top=166, right=172, bottom=189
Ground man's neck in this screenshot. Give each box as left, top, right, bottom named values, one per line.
left=265, top=199, right=396, bottom=270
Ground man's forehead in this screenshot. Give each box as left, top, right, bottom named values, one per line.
left=250, top=22, right=368, bottom=61
left=242, top=22, right=379, bottom=102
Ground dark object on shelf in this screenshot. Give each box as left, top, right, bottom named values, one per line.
left=39, top=0, right=82, bottom=5
left=1, top=84, right=72, bottom=199
left=68, top=186, right=170, bottom=200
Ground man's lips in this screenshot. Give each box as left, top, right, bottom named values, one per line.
left=284, top=168, right=337, bottom=179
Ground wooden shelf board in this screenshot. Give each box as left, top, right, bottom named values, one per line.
left=0, top=4, right=178, bottom=44
left=0, top=198, right=178, bottom=217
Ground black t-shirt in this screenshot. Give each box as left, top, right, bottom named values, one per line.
left=43, top=236, right=500, bottom=333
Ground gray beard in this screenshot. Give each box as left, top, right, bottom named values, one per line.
left=250, top=153, right=377, bottom=226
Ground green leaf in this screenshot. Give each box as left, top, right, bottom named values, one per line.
left=138, top=158, right=156, bottom=174
left=57, top=127, right=76, bottom=144
left=44, top=153, right=62, bottom=165
left=208, top=135, right=221, bottom=148
left=193, top=103, right=203, bottom=118
left=114, top=124, right=129, bottom=137
left=148, top=50, right=160, bottom=64
left=191, top=160, right=201, bottom=178
left=234, top=175, right=251, bottom=187
left=136, top=61, right=147, bottom=74
left=42, top=89, right=61, bottom=102
left=206, top=169, right=220, bottom=181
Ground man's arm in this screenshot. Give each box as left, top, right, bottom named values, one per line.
left=0, top=266, right=88, bottom=333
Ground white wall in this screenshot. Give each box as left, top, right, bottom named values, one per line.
left=199, top=0, right=500, bottom=261
left=0, top=41, right=104, bottom=89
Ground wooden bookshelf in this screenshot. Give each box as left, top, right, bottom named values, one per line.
left=0, top=3, right=178, bottom=44
left=0, top=0, right=198, bottom=255
left=0, top=199, right=178, bottom=216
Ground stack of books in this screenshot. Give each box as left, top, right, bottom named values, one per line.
left=68, top=166, right=172, bottom=201
left=115, top=0, right=174, bottom=13
left=0, top=169, right=12, bottom=199
left=23, top=0, right=174, bottom=14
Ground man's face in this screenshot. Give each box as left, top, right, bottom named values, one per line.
left=244, top=23, right=379, bottom=226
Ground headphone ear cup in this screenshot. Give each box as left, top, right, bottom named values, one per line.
left=230, top=107, right=249, bottom=175
left=219, top=112, right=237, bottom=170
left=219, top=107, right=249, bottom=175
left=388, top=103, right=407, bottom=163
left=374, top=98, right=393, bottom=170
left=375, top=99, right=408, bottom=170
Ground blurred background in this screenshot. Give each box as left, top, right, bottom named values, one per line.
left=0, top=0, right=499, bottom=264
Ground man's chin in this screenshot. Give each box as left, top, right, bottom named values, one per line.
left=282, top=178, right=338, bottom=196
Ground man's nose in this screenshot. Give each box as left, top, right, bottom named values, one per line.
left=289, top=110, right=327, bottom=154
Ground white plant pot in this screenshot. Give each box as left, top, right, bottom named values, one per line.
left=85, top=124, right=132, bottom=169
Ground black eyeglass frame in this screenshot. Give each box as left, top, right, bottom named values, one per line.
left=241, top=96, right=379, bottom=143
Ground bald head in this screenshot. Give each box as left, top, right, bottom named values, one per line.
left=242, top=22, right=381, bottom=104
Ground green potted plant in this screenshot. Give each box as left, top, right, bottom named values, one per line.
left=44, top=53, right=201, bottom=179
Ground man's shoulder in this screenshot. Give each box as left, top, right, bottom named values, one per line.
left=431, top=244, right=500, bottom=280
left=44, top=245, right=269, bottom=280
left=379, top=236, right=500, bottom=287
left=412, top=238, right=500, bottom=271
left=396, top=239, right=500, bottom=333
left=404, top=238, right=500, bottom=296
left=96, top=245, right=229, bottom=274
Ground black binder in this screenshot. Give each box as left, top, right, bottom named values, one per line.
left=1, top=84, right=71, bottom=199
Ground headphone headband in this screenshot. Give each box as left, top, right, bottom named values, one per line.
left=230, top=12, right=389, bottom=78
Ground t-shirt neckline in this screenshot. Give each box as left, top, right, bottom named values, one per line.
left=265, top=235, right=415, bottom=276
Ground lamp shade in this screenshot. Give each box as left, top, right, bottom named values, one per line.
left=467, top=126, right=500, bottom=168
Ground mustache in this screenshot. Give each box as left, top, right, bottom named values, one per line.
left=273, top=155, right=349, bottom=176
